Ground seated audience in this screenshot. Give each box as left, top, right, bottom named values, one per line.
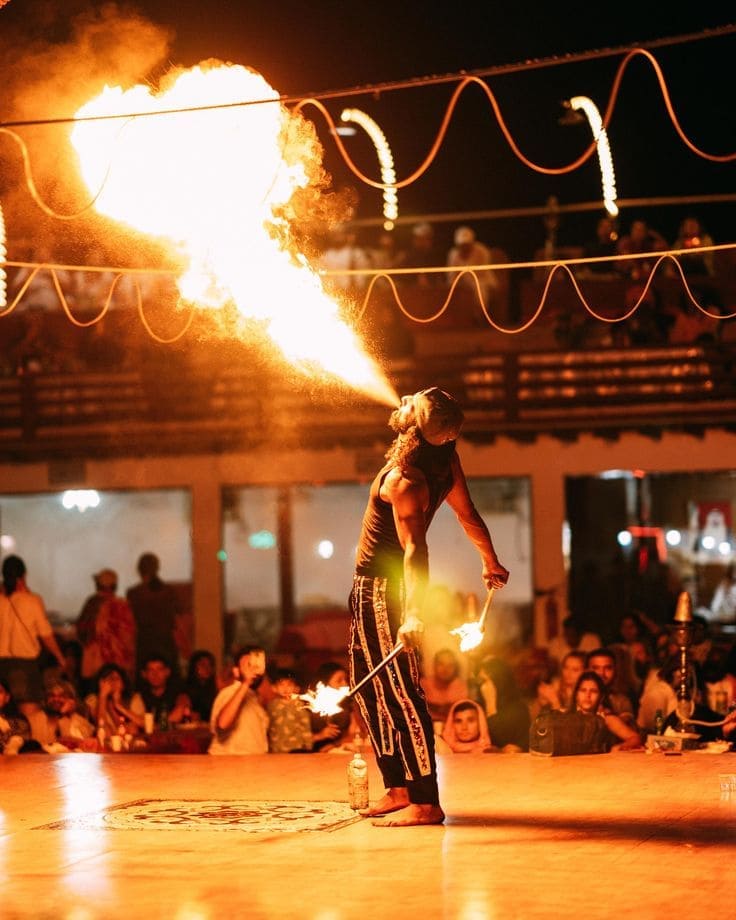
left=209, top=646, right=269, bottom=755
left=661, top=662, right=723, bottom=742
left=616, top=218, right=668, bottom=280
left=440, top=699, right=492, bottom=753
left=532, top=650, right=587, bottom=717
left=84, top=663, right=145, bottom=736
left=138, top=655, right=191, bottom=728
left=420, top=648, right=469, bottom=723
left=571, top=671, right=642, bottom=751
left=580, top=215, right=619, bottom=274
left=586, top=648, right=635, bottom=724
left=184, top=649, right=219, bottom=722
left=308, top=661, right=354, bottom=752
left=0, top=678, right=31, bottom=754
left=267, top=668, right=340, bottom=753
left=477, top=656, right=530, bottom=752
left=27, top=679, right=94, bottom=748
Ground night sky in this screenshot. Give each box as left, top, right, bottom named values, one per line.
left=1, top=2, right=734, bottom=257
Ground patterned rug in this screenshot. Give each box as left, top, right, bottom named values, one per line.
left=36, top=799, right=363, bottom=833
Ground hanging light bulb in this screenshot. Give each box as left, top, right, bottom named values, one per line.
left=340, top=108, right=398, bottom=230
left=569, top=96, right=619, bottom=218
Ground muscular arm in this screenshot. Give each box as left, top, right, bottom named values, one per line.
left=445, top=453, right=509, bottom=589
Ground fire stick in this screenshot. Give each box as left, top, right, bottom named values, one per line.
left=347, top=642, right=404, bottom=699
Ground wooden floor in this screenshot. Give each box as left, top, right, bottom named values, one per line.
left=2, top=750, right=735, bottom=919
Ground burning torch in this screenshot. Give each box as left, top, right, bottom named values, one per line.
left=300, top=643, right=405, bottom=717
left=450, top=588, right=495, bottom=653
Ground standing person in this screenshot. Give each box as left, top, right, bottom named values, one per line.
left=76, top=568, right=136, bottom=692
left=0, top=555, right=66, bottom=717
left=126, top=552, right=182, bottom=677
left=350, top=387, right=509, bottom=827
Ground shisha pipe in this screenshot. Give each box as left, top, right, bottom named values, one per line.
left=450, top=588, right=495, bottom=652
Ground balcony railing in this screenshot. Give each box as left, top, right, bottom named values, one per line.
left=1, top=339, right=734, bottom=460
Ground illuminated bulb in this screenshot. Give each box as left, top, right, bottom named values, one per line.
left=701, top=535, right=716, bottom=551
left=340, top=108, right=398, bottom=228
left=61, top=489, right=101, bottom=512
left=665, top=529, right=682, bottom=547
left=569, top=96, right=618, bottom=217
left=718, top=541, right=731, bottom=556
left=617, top=530, right=633, bottom=547
left=317, top=539, right=334, bottom=559
left=1, top=534, right=16, bottom=551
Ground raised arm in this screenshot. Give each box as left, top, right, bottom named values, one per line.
left=445, top=453, right=509, bottom=589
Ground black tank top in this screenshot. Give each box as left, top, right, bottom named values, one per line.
left=354, top=445, right=455, bottom=579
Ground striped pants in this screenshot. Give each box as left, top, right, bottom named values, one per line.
left=349, top=574, right=439, bottom=805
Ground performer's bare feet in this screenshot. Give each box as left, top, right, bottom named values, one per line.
left=358, top=787, right=410, bottom=817
left=371, top=804, right=445, bottom=827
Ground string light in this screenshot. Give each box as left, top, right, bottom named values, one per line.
left=0, top=200, right=6, bottom=309
left=340, top=108, right=398, bottom=229
left=569, top=96, right=619, bottom=217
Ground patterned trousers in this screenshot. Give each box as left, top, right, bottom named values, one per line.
left=349, top=574, right=439, bottom=805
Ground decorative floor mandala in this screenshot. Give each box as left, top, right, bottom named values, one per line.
left=36, top=799, right=363, bottom=833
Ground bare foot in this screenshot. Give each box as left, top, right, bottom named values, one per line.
left=371, top=804, right=445, bottom=827
left=358, top=787, right=410, bottom=817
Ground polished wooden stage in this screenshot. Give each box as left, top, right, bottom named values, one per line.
left=2, top=751, right=735, bottom=919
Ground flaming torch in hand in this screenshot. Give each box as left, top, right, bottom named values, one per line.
left=450, top=589, right=495, bottom=653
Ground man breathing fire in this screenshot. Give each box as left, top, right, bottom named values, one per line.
left=349, top=387, right=509, bottom=826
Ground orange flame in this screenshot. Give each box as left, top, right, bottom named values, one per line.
left=71, top=62, right=396, bottom=405
left=450, top=620, right=485, bottom=652
left=299, top=682, right=350, bottom=717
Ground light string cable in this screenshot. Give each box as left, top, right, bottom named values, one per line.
left=293, top=46, right=735, bottom=195
left=1, top=39, right=733, bottom=217
left=327, top=242, right=736, bottom=334
left=0, top=257, right=196, bottom=343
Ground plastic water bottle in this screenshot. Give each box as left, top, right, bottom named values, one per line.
left=347, top=750, right=369, bottom=810
left=654, top=709, right=664, bottom=735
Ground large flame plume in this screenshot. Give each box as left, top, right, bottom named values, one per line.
left=71, top=62, right=396, bottom=405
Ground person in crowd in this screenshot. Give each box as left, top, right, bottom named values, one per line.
left=673, top=216, right=715, bottom=277
left=126, top=552, right=183, bottom=677
left=209, top=645, right=269, bottom=755
left=440, top=699, right=492, bottom=753
left=637, top=653, right=679, bottom=733
left=27, top=679, right=95, bottom=748
left=547, top=615, right=601, bottom=668
left=532, top=650, right=587, bottom=717
left=184, top=649, right=219, bottom=722
left=395, top=222, right=446, bottom=290
left=0, top=677, right=31, bottom=755
left=616, top=218, right=668, bottom=280
left=370, top=229, right=401, bottom=271
left=614, top=611, right=654, bottom=686
left=580, top=215, right=619, bottom=275
left=349, top=387, right=508, bottom=826
left=76, top=568, right=136, bottom=693
left=84, top=663, right=145, bottom=736
left=319, top=225, right=373, bottom=295
left=267, top=668, right=341, bottom=753
left=420, top=648, right=468, bottom=724
left=308, top=661, right=354, bottom=752
left=702, top=648, right=735, bottom=715
left=660, top=661, right=723, bottom=742
left=586, top=647, right=636, bottom=723
left=0, top=555, right=66, bottom=717
left=710, top=564, right=736, bottom=624
left=689, top=615, right=712, bottom=665
left=476, top=656, right=530, bottom=752
left=138, top=654, right=191, bottom=728
left=570, top=670, right=642, bottom=751
left=446, top=225, right=498, bottom=314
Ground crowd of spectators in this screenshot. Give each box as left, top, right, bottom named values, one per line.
left=2, top=548, right=735, bottom=759
left=3, top=212, right=730, bottom=380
